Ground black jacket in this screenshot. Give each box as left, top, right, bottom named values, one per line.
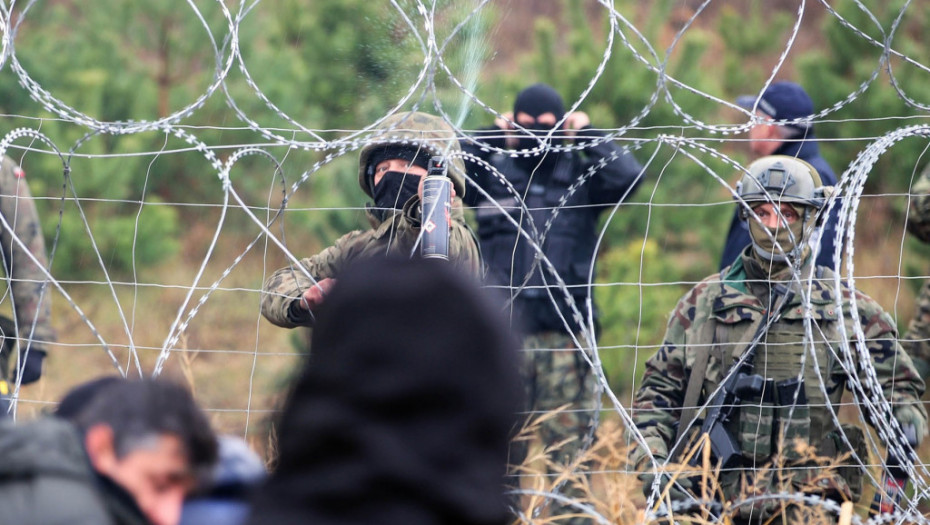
left=462, top=126, right=644, bottom=334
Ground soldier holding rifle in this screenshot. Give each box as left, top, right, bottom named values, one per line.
left=631, top=156, right=926, bottom=523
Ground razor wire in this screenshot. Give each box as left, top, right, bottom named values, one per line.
left=0, top=0, right=930, bottom=523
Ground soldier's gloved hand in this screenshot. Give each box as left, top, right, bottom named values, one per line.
left=638, top=469, right=693, bottom=500
left=14, top=348, right=46, bottom=385
left=894, top=404, right=928, bottom=447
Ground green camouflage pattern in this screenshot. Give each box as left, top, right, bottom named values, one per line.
left=511, top=330, right=596, bottom=525
left=907, top=161, right=930, bottom=243
left=357, top=112, right=467, bottom=199
left=0, top=156, right=54, bottom=359
left=515, top=330, right=596, bottom=463
left=261, top=197, right=481, bottom=328
left=904, top=162, right=930, bottom=376
left=903, top=280, right=930, bottom=378
left=263, top=112, right=481, bottom=329
left=630, top=258, right=926, bottom=507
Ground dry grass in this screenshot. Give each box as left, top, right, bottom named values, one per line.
left=512, top=414, right=929, bottom=525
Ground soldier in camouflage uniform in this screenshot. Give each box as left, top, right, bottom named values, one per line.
left=903, top=161, right=930, bottom=380
left=261, top=112, right=481, bottom=328
left=631, top=156, right=927, bottom=523
left=0, top=155, right=54, bottom=386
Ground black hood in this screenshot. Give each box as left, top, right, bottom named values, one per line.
left=514, top=83, right=565, bottom=121
left=248, top=256, right=523, bottom=525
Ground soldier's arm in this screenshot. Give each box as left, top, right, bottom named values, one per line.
left=0, top=156, right=55, bottom=347
left=397, top=194, right=482, bottom=276
left=448, top=200, right=482, bottom=277
left=259, top=233, right=364, bottom=328
left=629, top=300, right=691, bottom=468
left=906, top=162, right=930, bottom=243
left=902, top=280, right=930, bottom=378
left=576, top=127, right=645, bottom=206
left=856, top=291, right=928, bottom=428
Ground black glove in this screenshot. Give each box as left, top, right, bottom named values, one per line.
left=14, top=348, right=46, bottom=385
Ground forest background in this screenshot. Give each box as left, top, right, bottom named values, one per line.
left=2, top=0, right=930, bottom=451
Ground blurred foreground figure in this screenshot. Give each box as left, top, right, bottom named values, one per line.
left=247, top=256, right=522, bottom=525
left=180, top=435, right=266, bottom=525
left=0, top=377, right=218, bottom=525
left=261, top=112, right=480, bottom=329
left=631, top=156, right=926, bottom=523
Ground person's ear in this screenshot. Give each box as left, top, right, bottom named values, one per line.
left=765, top=123, right=782, bottom=140
left=84, top=424, right=119, bottom=475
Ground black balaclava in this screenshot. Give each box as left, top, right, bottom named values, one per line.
left=368, top=145, right=432, bottom=216
left=513, top=83, right=566, bottom=155
left=247, top=256, right=523, bottom=525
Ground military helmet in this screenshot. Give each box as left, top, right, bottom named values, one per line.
left=357, top=112, right=467, bottom=200
left=736, top=155, right=825, bottom=218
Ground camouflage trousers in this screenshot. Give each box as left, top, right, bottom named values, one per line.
left=509, top=330, right=598, bottom=525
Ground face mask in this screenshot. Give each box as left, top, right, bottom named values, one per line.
left=373, top=170, right=421, bottom=212
left=747, top=212, right=808, bottom=263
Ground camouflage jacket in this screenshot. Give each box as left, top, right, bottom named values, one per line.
left=0, top=156, right=54, bottom=349
left=631, top=255, right=925, bottom=501
left=260, top=196, right=481, bottom=328
left=904, top=163, right=930, bottom=374
left=907, top=161, right=930, bottom=243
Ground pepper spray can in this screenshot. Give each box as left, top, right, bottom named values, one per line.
left=421, top=156, right=452, bottom=260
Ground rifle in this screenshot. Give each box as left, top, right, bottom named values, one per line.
left=687, top=286, right=795, bottom=470
left=689, top=350, right=765, bottom=469
left=868, top=424, right=918, bottom=516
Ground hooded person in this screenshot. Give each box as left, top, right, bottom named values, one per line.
left=247, top=255, right=523, bottom=525
left=460, top=83, right=644, bottom=523
left=260, top=111, right=481, bottom=329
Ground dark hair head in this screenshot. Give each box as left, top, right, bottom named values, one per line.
left=72, top=378, right=218, bottom=475
left=249, top=255, right=523, bottom=525
left=55, top=375, right=125, bottom=420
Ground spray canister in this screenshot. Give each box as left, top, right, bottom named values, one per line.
left=421, top=156, right=452, bottom=260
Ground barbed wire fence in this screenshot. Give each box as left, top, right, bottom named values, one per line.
left=0, top=0, right=929, bottom=522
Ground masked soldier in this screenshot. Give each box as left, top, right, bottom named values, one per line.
left=631, top=156, right=926, bottom=522
left=0, top=155, right=54, bottom=389
left=261, top=112, right=481, bottom=328
left=461, top=84, right=644, bottom=523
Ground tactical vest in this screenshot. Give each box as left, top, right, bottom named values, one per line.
left=690, top=274, right=867, bottom=507
left=473, top=152, right=599, bottom=333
